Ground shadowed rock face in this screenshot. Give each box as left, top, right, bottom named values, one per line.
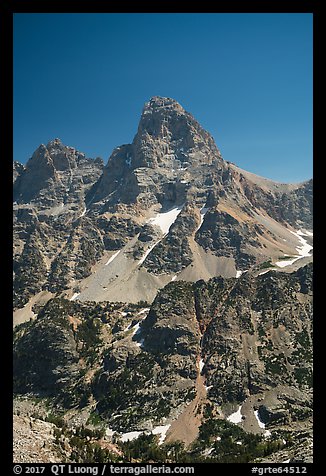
left=13, top=139, right=104, bottom=206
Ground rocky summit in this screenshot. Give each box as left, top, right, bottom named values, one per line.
left=13, top=97, right=313, bottom=463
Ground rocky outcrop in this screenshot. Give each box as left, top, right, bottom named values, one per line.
left=14, top=265, right=312, bottom=440
left=13, top=299, right=81, bottom=398
left=13, top=161, right=25, bottom=184
left=93, top=282, right=201, bottom=430
left=14, top=139, right=104, bottom=207
left=199, top=264, right=312, bottom=406
left=195, top=208, right=257, bottom=270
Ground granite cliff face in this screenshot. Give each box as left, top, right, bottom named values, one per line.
left=13, top=97, right=313, bottom=310
left=13, top=97, right=313, bottom=463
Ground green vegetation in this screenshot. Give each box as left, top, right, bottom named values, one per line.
left=264, top=353, right=288, bottom=376
left=117, top=415, right=287, bottom=463
left=295, top=328, right=311, bottom=349
left=294, top=367, right=312, bottom=387
left=76, top=317, right=102, bottom=364
left=259, top=260, right=273, bottom=270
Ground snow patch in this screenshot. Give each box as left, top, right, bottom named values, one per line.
left=105, top=250, right=121, bottom=266
left=152, top=425, right=171, bottom=445
left=264, top=430, right=272, bottom=438
left=204, top=385, right=213, bottom=391
left=105, top=427, right=115, bottom=437
left=227, top=405, right=243, bottom=424
left=171, top=275, right=178, bottom=282
left=120, top=431, right=143, bottom=442
left=204, top=447, right=214, bottom=456
left=236, top=270, right=243, bottom=278
left=70, top=293, right=80, bottom=301
left=283, top=459, right=291, bottom=464
left=148, top=205, right=183, bottom=235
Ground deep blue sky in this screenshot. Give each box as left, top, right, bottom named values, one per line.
left=14, top=13, right=312, bottom=183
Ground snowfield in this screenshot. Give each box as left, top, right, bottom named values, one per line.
left=152, top=424, right=171, bottom=445
left=138, top=206, right=184, bottom=265
left=148, top=206, right=183, bottom=235
left=118, top=425, right=171, bottom=445
left=120, top=431, right=143, bottom=442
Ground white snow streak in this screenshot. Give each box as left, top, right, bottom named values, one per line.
left=196, top=206, right=209, bottom=232
left=257, top=269, right=272, bottom=276
left=254, top=410, right=265, bottom=429
left=199, top=358, right=205, bottom=374
left=227, top=405, right=243, bottom=424
left=105, top=250, right=121, bottom=266
left=79, top=207, right=87, bottom=217
left=138, top=240, right=161, bottom=265
left=171, top=275, right=178, bottom=282
left=137, top=308, right=150, bottom=315
left=236, top=270, right=243, bottom=278
left=275, top=229, right=312, bottom=268
left=70, top=293, right=80, bottom=301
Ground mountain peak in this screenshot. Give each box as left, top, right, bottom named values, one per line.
left=46, top=138, right=63, bottom=149
left=147, top=96, right=183, bottom=109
